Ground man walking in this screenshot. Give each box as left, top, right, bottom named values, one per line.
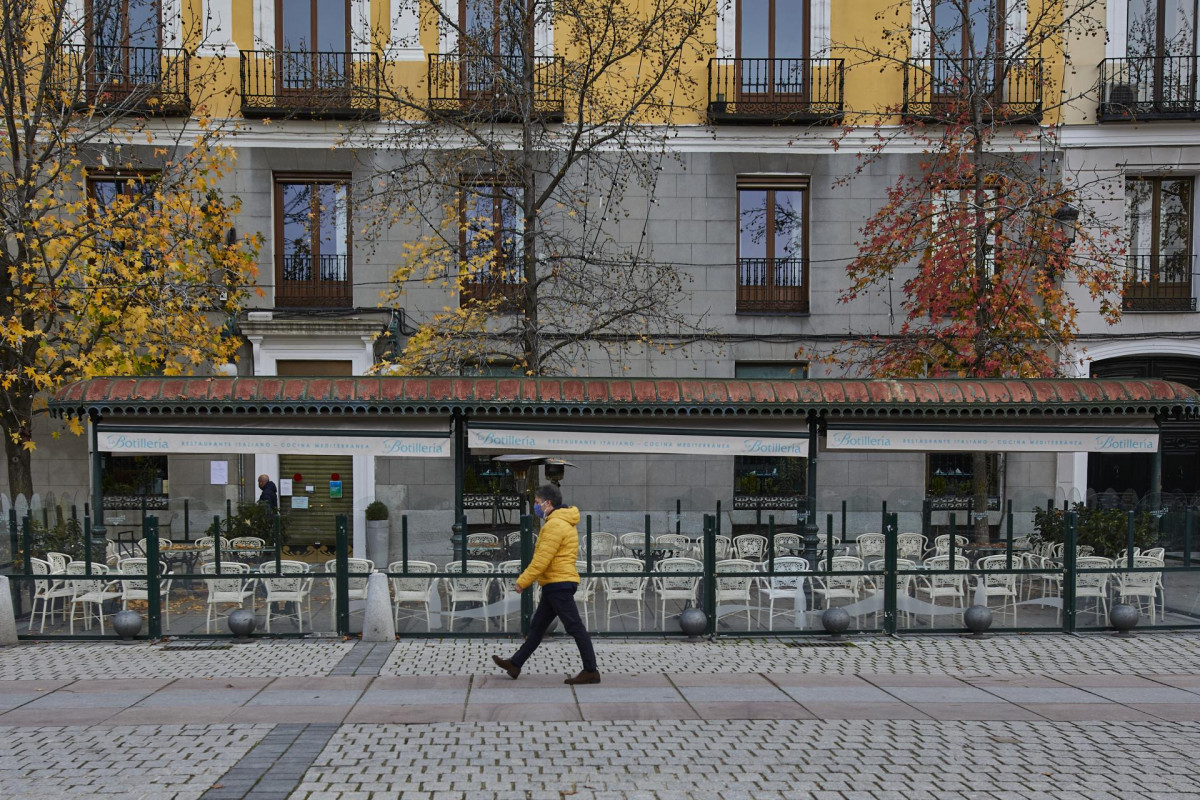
left=257, top=474, right=279, bottom=511
left=493, top=484, right=600, bottom=685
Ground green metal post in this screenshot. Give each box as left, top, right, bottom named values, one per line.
left=644, top=513, right=652, bottom=575
left=922, top=499, right=931, bottom=540
left=273, top=513, right=282, bottom=574
left=335, top=513, right=350, bottom=635
left=183, top=499, right=190, bottom=541
left=1005, top=499, right=1014, bottom=570
left=212, top=517, right=222, bottom=573
left=520, top=514, right=534, bottom=634
left=767, top=515, right=776, bottom=574
left=826, top=513, right=834, bottom=567
left=21, top=516, right=32, bottom=577
left=675, top=500, right=681, bottom=535
left=703, top=514, right=716, bottom=637
left=948, top=513, right=957, bottom=565
left=1126, top=510, right=1136, bottom=569
left=89, top=416, right=106, bottom=575
left=841, top=500, right=847, bottom=542
left=880, top=501, right=887, bottom=539
left=452, top=411, right=466, bottom=561
left=401, top=515, right=409, bottom=571
left=883, top=512, right=898, bottom=635
left=1185, top=507, right=1194, bottom=568
left=145, top=516, right=161, bottom=639
left=1063, top=511, right=1078, bottom=634
left=715, top=500, right=722, bottom=539
left=586, top=515, right=593, bottom=572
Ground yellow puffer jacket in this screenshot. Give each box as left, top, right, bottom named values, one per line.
left=516, top=506, right=581, bottom=589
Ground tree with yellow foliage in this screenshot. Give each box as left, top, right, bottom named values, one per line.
left=0, top=0, right=260, bottom=497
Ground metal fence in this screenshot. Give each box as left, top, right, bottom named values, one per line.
left=6, top=497, right=1199, bottom=640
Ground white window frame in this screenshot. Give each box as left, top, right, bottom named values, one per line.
left=717, top=0, right=830, bottom=59
left=440, top=0, right=554, bottom=56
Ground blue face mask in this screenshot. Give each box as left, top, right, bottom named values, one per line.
left=533, top=502, right=545, bottom=519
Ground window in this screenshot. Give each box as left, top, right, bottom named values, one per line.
left=276, top=0, right=350, bottom=92
left=732, top=362, right=807, bottom=509
left=87, top=0, right=161, bottom=87
left=930, top=0, right=1004, bottom=96
left=1124, top=176, right=1195, bottom=310
left=1128, top=0, right=1197, bottom=60
left=926, top=452, right=1000, bottom=510
left=101, top=454, right=168, bottom=497
left=275, top=175, right=352, bottom=308
left=931, top=185, right=1000, bottom=274
left=737, top=0, right=809, bottom=97
left=736, top=177, right=807, bottom=313
left=460, top=180, right=524, bottom=307
left=88, top=173, right=157, bottom=268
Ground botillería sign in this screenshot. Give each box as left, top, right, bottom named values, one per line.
left=97, top=431, right=451, bottom=457
left=825, top=429, right=1159, bottom=453
left=468, top=427, right=807, bottom=456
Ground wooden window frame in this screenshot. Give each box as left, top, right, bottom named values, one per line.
left=735, top=175, right=810, bottom=314
left=1124, top=174, right=1195, bottom=309
left=273, top=172, right=353, bottom=308
left=459, top=177, right=524, bottom=308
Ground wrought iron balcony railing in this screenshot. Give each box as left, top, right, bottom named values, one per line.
left=707, top=58, right=844, bottom=124
left=1100, top=56, right=1200, bottom=121
left=240, top=50, right=381, bottom=119
left=903, top=58, right=1042, bottom=123
left=277, top=253, right=352, bottom=308
left=736, top=257, right=807, bottom=313
left=428, top=53, right=565, bottom=122
left=460, top=269, right=524, bottom=309
left=1123, top=253, right=1197, bottom=312
left=55, top=44, right=189, bottom=115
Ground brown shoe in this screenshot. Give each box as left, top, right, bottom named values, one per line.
left=492, top=655, right=520, bottom=680
left=564, top=670, right=601, bottom=685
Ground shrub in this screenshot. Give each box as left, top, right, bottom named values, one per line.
left=366, top=501, right=389, bottom=521
left=1032, top=503, right=1159, bottom=558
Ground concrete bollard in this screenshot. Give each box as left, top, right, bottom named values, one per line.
left=0, top=576, right=18, bottom=646
left=361, top=572, right=395, bottom=642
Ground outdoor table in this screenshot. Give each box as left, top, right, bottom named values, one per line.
left=626, top=544, right=680, bottom=568
left=466, top=542, right=505, bottom=562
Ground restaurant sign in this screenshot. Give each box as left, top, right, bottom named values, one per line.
left=97, top=431, right=451, bottom=457
left=469, top=427, right=807, bottom=456
left=825, top=429, right=1159, bottom=453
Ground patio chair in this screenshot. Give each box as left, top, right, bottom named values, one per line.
left=201, top=561, right=256, bottom=634
left=933, top=535, right=970, bottom=557
left=324, top=558, right=375, bottom=628
left=66, top=562, right=121, bottom=634
left=599, top=557, right=648, bottom=631
left=1075, top=556, right=1114, bottom=624
left=714, top=559, right=756, bottom=629
left=855, top=532, right=886, bottom=560
left=619, top=532, right=649, bottom=556
left=1142, top=547, right=1166, bottom=560
left=388, top=560, right=438, bottom=631
left=261, top=560, right=314, bottom=633
left=976, top=555, right=1019, bottom=624
left=574, top=560, right=597, bottom=629
left=914, top=554, right=970, bottom=623
left=443, top=560, right=494, bottom=632
left=578, top=531, right=617, bottom=563
left=37, top=558, right=79, bottom=632
left=733, top=535, right=768, bottom=562
left=45, top=551, right=72, bottom=574
left=28, top=558, right=53, bottom=632
left=651, top=557, right=701, bottom=629
left=655, top=534, right=692, bottom=557
left=116, top=558, right=173, bottom=629
left=494, top=559, right=527, bottom=632
left=865, top=558, right=920, bottom=625
left=759, top=556, right=809, bottom=631
left=812, top=556, right=864, bottom=616
left=773, top=533, right=802, bottom=556
left=896, top=533, right=926, bottom=562
left=1115, top=556, right=1165, bottom=624
left=695, top=535, right=732, bottom=561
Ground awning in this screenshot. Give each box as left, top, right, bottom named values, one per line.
left=468, top=422, right=807, bottom=456
left=824, top=420, right=1160, bottom=453
left=95, top=421, right=451, bottom=458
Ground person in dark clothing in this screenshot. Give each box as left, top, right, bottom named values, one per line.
left=257, top=474, right=279, bottom=511
left=493, top=484, right=600, bottom=685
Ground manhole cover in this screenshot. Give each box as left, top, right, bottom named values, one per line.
left=160, top=641, right=234, bottom=651
left=786, top=641, right=856, bottom=648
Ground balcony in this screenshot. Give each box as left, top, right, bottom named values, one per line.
left=428, top=54, right=565, bottom=122
left=1099, top=57, right=1200, bottom=121
left=707, top=58, right=844, bottom=124
left=460, top=274, right=524, bottom=309
left=903, top=58, right=1042, bottom=123
left=1123, top=254, right=1196, bottom=312
left=240, top=50, right=380, bottom=119
left=56, top=44, right=189, bottom=115
left=277, top=254, right=352, bottom=308
left=736, top=258, right=807, bottom=313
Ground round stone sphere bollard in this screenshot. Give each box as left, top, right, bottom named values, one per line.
left=228, top=609, right=257, bottom=642
left=112, top=610, right=143, bottom=643
left=962, top=604, right=994, bottom=639
left=821, top=607, right=851, bottom=640
left=678, top=603, right=707, bottom=641
left=1110, top=603, right=1140, bottom=637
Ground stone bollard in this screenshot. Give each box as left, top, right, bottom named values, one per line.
left=361, top=572, right=395, bottom=642
left=0, top=576, right=18, bottom=646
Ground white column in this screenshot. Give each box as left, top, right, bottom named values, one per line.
left=63, top=0, right=84, bottom=45
left=439, top=1, right=458, bottom=54
left=162, top=0, right=184, bottom=50
left=1004, top=0, right=1027, bottom=57
left=253, top=0, right=274, bottom=50
left=910, top=0, right=930, bottom=61
left=716, top=0, right=735, bottom=59
left=534, top=9, right=553, bottom=58
left=196, top=0, right=235, bottom=56
left=810, top=0, right=831, bottom=58
left=389, top=0, right=425, bottom=60
left=352, top=0, right=371, bottom=59
left=1106, top=0, right=1128, bottom=59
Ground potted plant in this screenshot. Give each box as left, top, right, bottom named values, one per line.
left=365, top=500, right=390, bottom=566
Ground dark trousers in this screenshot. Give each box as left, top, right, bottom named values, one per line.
left=511, top=582, right=597, bottom=672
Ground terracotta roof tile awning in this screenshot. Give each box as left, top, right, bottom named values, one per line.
left=48, top=377, right=1200, bottom=420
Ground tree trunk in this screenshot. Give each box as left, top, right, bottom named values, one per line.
left=971, top=450, right=989, bottom=544
left=3, top=420, right=34, bottom=500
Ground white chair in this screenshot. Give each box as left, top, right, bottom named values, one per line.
left=201, top=561, right=255, bottom=634
left=760, top=556, right=809, bottom=631
left=772, top=533, right=802, bottom=556
left=896, top=533, right=926, bottom=562
left=28, top=558, right=53, bottom=632
left=579, top=531, right=617, bottom=563
left=67, top=562, right=121, bottom=634
left=976, top=555, right=1019, bottom=624
left=714, top=559, right=756, bottom=629
left=915, top=554, right=970, bottom=622
left=655, top=534, right=692, bottom=556
left=1075, top=556, right=1114, bottom=624
left=855, top=532, right=886, bottom=560
left=619, top=532, right=649, bottom=557
left=866, top=558, right=921, bottom=625
left=443, top=560, right=494, bottom=632
left=695, top=535, right=732, bottom=561
left=261, top=560, right=314, bottom=633
left=388, top=560, right=438, bottom=631
left=230, top=536, right=267, bottom=552
left=651, top=557, right=701, bottom=629
left=933, top=535, right=970, bottom=556
left=116, top=558, right=173, bottom=629
left=1115, top=556, right=1164, bottom=624
left=37, top=558, right=79, bottom=632
left=1143, top=547, right=1166, bottom=560
left=812, top=556, right=864, bottom=615
left=324, top=558, right=375, bottom=628
left=600, top=557, right=648, bottom=631
left=494, top=559, right=526, bottom=632
left=733, top=535, right=768, bottom=562
left=574, top=559, right=597, bottom=629
left=45, top=551, right=72, bottom=574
